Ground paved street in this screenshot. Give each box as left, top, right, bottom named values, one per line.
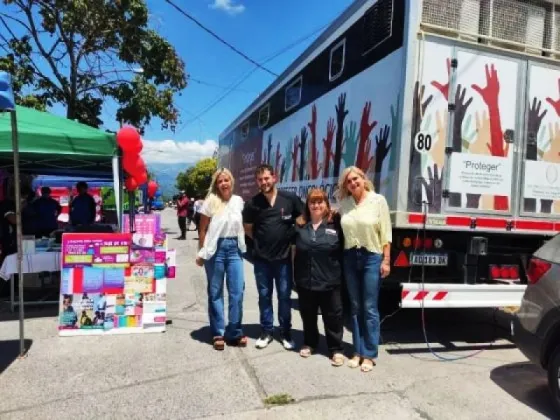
left=0, top=208, right=557, bottom=419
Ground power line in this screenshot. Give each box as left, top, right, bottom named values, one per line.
left=187, top=76, right=258, bottom=93
left=178, top=20, right=331, bottom=132
left=164, top=0, right=278, bottom=77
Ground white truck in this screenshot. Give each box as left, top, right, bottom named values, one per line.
left=218, top=0, right=560, bottom=309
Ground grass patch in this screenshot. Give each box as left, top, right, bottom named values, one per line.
left=263, top=393, right=295, bottom=406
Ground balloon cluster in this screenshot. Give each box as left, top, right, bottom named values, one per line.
left=117, top=126, right=149, bottom=192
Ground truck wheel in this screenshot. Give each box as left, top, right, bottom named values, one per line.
left=547, top=345, right=560, bottom=413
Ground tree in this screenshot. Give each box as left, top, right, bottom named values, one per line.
left=0, top=0, right=187, bottom=131
left=176, top=157, right=217, bottom=198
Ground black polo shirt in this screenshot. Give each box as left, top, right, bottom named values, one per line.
left=243, top=190, right=303, bottom=261
left=293, top=220, right=343, bottom=291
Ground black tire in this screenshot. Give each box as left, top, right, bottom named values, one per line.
left=547, top=345, right=560, bottom=414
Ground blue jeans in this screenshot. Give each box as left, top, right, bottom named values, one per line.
left=204, top=238, right=245, bottom=340
left=253, top=258, right=292, bottom=335
left=343, top=248, right=382, bottom=359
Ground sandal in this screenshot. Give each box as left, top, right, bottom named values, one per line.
left=227, top=336, right=248, bottom=347
left=213, top=336, right=225, bottom=351
left=330, top=353, right=345, bottom=367
left=299, top=346, right=313, bottom=358
left=347, top=355, right=361, bottom=368
left=360, top=358, right=375, bottom=372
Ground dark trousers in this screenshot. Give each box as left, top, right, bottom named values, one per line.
left=178, top=216, right=187, bottom=238
left=298, top=286, right=343, bottom=355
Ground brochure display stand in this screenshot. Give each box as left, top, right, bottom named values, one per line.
left=57, top=227, right=175, bottom=336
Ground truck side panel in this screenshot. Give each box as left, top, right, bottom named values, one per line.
left=268, top=49, right=405, bottom=206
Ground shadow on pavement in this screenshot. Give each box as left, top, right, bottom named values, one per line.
left=0, top=339, right=33, bottom=374
left=190, top=323, right=353, bottom=357
left=490, top=362, right=557, bottom=419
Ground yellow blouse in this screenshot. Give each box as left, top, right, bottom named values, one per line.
left=339, top=191, right=392, bottom=253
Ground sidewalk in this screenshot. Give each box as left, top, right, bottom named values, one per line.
left=0, top=209, right=554, bottom=419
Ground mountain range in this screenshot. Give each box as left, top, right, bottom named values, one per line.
left=149, top=162, right=191, bottom=199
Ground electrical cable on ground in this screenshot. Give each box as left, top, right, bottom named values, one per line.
left=164, top=0, right=278, bottom=77
left=412, top=201, right=497, bottom=361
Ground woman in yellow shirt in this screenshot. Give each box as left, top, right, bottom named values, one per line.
left=337, top=166, right=391, bottom=372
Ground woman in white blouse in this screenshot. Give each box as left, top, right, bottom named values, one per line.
left=337, top=166, right=392, bottom=372
left=196, top=168, right=247, bottom=350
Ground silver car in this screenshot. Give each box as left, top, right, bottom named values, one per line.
left=514, top=234, right=560, bottom=412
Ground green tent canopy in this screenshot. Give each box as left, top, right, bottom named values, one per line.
left=0, top=105, right=116, bottom=176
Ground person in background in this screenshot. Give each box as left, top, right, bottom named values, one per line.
left=33, top=186, right=62, bottom=238
left=196, top=168, right=247, bottom=350
left=337, top=166, right=392, bottom=373
left=176, top=191, right=189, bottom=240
left=0, top=186, right=33, bottom=259
left=193, top=196, right=204, bottom=232
left=69, top=181, right=96, bottom=226
left=243, top=164, right=303, bottom=350
left=186, top=198, right=195, bottom=231
left=293, top=188, right=345, bottom=366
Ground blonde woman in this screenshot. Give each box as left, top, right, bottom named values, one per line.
left=337, top=166, right=391, bottom=372
left=196, top=168, right=247, bottom=350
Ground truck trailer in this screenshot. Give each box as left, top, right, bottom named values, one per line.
left=218, top=0, right=560, bottom=309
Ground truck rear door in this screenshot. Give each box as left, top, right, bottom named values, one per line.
left=519, top=62, right=560, bottom=220
left=444, top=47, right=524, bottom=217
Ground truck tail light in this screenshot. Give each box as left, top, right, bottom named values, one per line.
left=526, top=258, right=552, bottom=285
left=423, top=238, right=433, bottom=249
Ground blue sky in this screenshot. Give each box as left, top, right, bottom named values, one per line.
left=129, top=0, right=353, bottom=166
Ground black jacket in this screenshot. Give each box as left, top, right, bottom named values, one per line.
left=293, top=220, right=343, bottom=291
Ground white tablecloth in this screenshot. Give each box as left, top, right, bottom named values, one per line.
left=0, top=252, right=61, bottom=281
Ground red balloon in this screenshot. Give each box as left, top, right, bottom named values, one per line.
left=147, top=180, right=158, bottom=198
left=123, top=154, right=146, bottom=177
left=134, top=170, right=148, bottom=186
left=125, top=177, right=138, bottom=191
left=117, top=126, right=143, bottom=154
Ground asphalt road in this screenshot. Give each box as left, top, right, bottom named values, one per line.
left=0, top=208, right=556, bottom=419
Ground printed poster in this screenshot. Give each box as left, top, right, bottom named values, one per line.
left=58, top=233, right=167, bottom=336
left=62, top=233, right=130, bottom=268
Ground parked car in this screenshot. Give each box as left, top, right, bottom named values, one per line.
left=514, top=233, right=560, bottom=412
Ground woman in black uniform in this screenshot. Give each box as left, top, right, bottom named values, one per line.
left=293, top=188, right=345, bottom=366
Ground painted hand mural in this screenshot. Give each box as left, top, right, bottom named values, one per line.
left=283, top=142, right=292, bottom=183
left=431, top=58, right=451, bottom=100
left=333, top=93, right=349, bottom=178
left=264, top=134, right=273, bottom=165
left=524, top=98, right=547, bottom=212
left=388, top=96, right=400, bottom=172
left=298, top=127, right=308, bottom=181
left=342, top=120, right=357, bottom=169
left=274, top=142, right=282, bottom=177
left=546, top=79, right=560, bottom=117
left=291, top=135, right=299, bottom=182
left=356, top=101, right=377, bottom=173
left=323, top=117, right=336, bottom=178
left=308, top=105, right=321, bottom=180
left=420, top=164, right=442, bottom=213
left=374, top=125, right=391, bottom=191
left=407, top=81, right=433, bottom=212
left=472, top=64, right=508, bottom=211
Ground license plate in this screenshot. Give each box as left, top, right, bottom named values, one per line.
left=410, top=253, right=448, bottom=266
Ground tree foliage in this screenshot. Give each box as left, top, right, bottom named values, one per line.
left=0, top=0, right=187, bottom=131
left=176, top=157, right=217, bottom=199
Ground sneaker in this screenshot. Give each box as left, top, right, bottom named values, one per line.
left=281, top=332, right=295, bottom=350
left=255, top=333, right=273, bottom=349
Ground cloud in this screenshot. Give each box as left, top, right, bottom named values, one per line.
left=142, top=139, right=217, bottom=164
left=209, top=0, right=245, bottom=16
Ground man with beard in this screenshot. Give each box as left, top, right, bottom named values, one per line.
left=243, top=164, right=303, bottom=350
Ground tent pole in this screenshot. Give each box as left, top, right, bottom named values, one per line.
left=10, top=110, right=26, bottom=357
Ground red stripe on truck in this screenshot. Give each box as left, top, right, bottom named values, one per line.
left=433, top=291, right=448, bottom=300
left=407, top=213, right=558, bottom=232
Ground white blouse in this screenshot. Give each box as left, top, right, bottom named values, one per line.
left=197, top=194, right=246, bottom=260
